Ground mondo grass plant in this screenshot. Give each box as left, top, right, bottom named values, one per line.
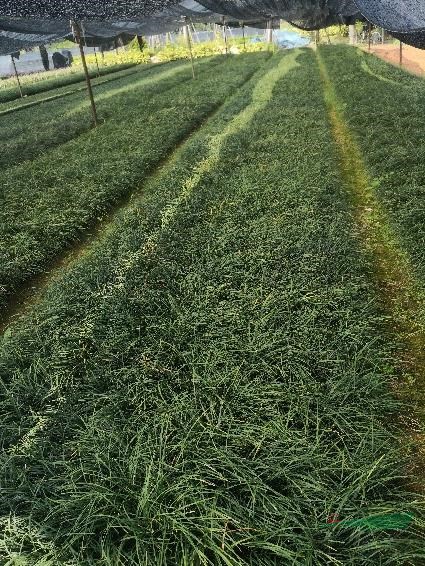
left=319, top=45, right=425, bottom=292
left=0, top=52, right=270, bottom=312
left=0, top=61, right=136, bottom=104
left=0, top=59, right=191, bottom=169
left=1, top=49, right=424, bottom=564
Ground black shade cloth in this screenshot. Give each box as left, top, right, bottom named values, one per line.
left=354, top=0, right=425, bottom=33
left=392, top=30, right=425, bottom=49
left=354, top=0, right=425, bottom=48
left=0, top=1, right=224, bottom=54
left=1, top=0, right=425, bottom=55
left=0, top=0, right=183, bottom=19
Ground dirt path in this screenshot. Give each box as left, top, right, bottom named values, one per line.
left=365, top=43, right=425, bottom=76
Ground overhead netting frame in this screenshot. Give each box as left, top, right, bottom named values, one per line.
left=0, top=0, right=425, bottom=54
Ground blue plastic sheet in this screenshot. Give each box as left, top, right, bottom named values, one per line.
left=274, top=30, right=310, bottom=48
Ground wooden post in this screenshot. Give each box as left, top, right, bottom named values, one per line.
left=325, top=28, right=331, bottom=44
left=93, top=46, right=100, bottom=76
left=349, top=24, right=356, bottom=45
left=191, top=23, right=200, bottom=43
left=71, top=21, right=98, bottom=126
left=241, top=22, right=246, bottom=51
left=11, top=55, right=23, bottom=98
left=184, top=23, right=195, bottom=79
left=266, top=19, right=273, bottom=43
left=368, top=22, right=371, bottom=51
left=39, top=44, right=50, bottom=71
left=222, top=17, right=228, bottom=54
left=399, top=40, right=403, bottom=66
left=136, top=35, right=144, bottom=51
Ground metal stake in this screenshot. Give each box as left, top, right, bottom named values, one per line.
left=71, top=21, right=98, bottom=127
left=11, top=55, right=23, bottom=98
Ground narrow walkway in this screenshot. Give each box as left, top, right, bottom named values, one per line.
left=316, top=48, right=425, bottom=486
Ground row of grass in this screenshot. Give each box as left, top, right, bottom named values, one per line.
left=0, top=62, right=137, bottom=104
left=0, top=59, right=192, bottom=169
left=78, top=38, right=273, bottom=66
left=1, top=48, right=423, bottom=564
left=0, top=52, right=269, bottom=313
left=319, top=45, right=425, bottom=303
left=0, top=63, right=143, bottom=114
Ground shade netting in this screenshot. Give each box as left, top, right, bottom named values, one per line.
left=354, top=0, right=425, bottom=48
left=0, top=0, right=424, bottom=54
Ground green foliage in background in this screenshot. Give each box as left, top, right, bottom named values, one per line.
left=75, top=38, right=273, bottom=66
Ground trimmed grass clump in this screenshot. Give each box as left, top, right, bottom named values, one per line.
left=0, top=62, right=136, bottom=104
left=1, top=49, right=424, bottom=564
left=0, top=52, right=269, bottom=312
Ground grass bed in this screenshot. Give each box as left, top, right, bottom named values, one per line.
left=318, top=46, right=425, bottom=297
left=0, top=59, right=192, bottom=169
left=0, top=62, right=137, bottom=104
left=1, top=49, right=423, bottom=564
left=0, top=64, right=143, bottom=114
left=0, top=53, right=269, bottom=312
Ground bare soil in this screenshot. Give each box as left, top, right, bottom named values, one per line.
left=366, top=43, right=425, bottom=76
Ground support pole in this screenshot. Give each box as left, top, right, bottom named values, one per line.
left=39, top=44, right=50, bottom=71
left=381, top=27, right=385, bottom=44
left=136, top=35, right=145, bottom=52
left=184, top=23, right=196, bottom=79
left=266, top=19, right=273, bottom=43
left=349, top=24, right=356, bottom=45
left=368, top=21, right=371, bottom=51
left=93, top=46, right=101, bottom=76
left=325, top=28, right=331, bottom=44
left=11, top=55, right=23, bottom=98
left=191, top=23, right=199, bottom=43
left=399, top=39, right=403, bottom=66
left=222, top=17, right=228, bottom=54
left=241, top=22, right=246, bottom=51
left=71, top=21, right=98, bottom=127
